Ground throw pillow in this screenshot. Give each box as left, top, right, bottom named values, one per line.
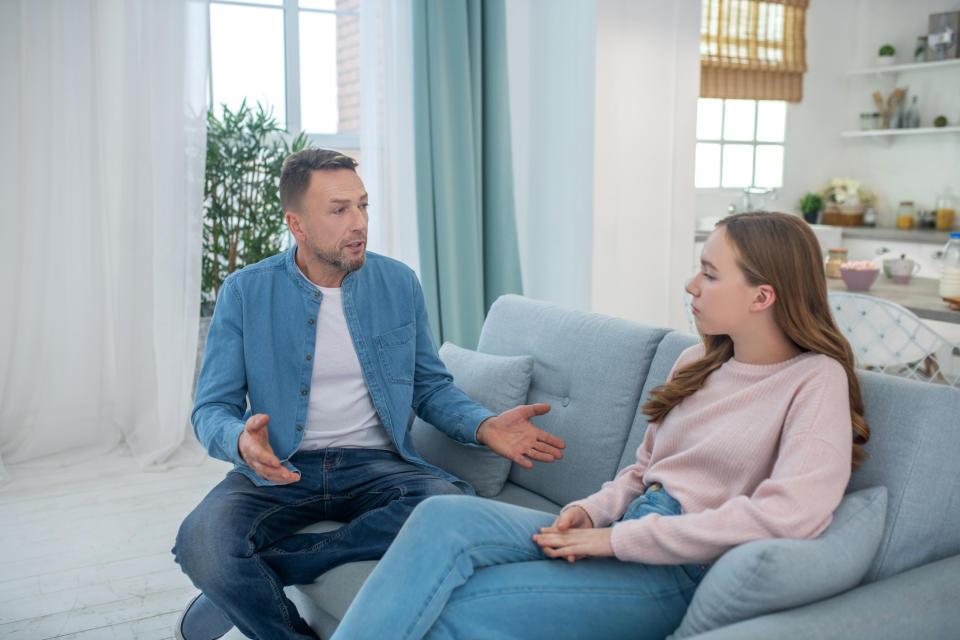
left=410, top=343, right=534, bottom=497
left=670, top=485, right=888, bottom=638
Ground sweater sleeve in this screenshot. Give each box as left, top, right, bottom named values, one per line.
left=608, top=358, right=853, bottom=565
left=563, top=344, right=705, bottom=526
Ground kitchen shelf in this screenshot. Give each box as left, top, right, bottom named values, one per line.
left=841, top=126, right=960, bottom=138
left=848, top=58, right=960, bottom=75
left=843, top=58, right=960, bottom=142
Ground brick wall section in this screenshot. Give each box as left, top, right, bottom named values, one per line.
left=337, top=0, right=361, bottom=134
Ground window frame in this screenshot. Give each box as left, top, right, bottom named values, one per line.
left=695, top=98, right=786, bottom=191
left=208, top=0, right=361, bottom=149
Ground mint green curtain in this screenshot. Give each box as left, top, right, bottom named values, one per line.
left=412, top=0, right=522, bottom=349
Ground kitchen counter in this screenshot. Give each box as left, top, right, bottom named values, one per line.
left=839, top=227, right=954, bottom=244
left=827, top=276, right=960, bottom=324
left=694, top=226, right=954, bottom=244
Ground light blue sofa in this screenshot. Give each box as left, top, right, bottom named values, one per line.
left=288, top=295, right=960, bottom=639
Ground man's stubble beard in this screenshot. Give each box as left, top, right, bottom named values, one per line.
left=311, top=242, right=365, bottom=273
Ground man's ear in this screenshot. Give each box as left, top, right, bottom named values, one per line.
left=750, top=284, right=776, bottom=312
left=285, top=212, right=303, bottom=242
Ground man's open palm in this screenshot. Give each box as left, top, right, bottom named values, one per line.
left=476, top=403, right=565, bottom=469
left=238, top=414, right=301, bottom=484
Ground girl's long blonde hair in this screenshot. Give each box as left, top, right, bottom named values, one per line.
left=642, top=212, right=869, bottom=467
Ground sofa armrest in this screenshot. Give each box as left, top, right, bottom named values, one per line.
left=685, top=554, right=960, bottom=640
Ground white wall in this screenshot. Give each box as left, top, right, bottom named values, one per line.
left=591, top=0, right=700, bottom=331
left=507, top=0, right=596, bottom=313
left=695, top=0, right=960, bottom=229
left=507, top=0, right=698, bottom=329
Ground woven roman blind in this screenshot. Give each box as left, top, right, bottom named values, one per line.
left=701, top=0, right=808, bottom=102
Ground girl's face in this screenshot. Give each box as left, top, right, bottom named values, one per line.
left=686, top=227, right=759, bottom=336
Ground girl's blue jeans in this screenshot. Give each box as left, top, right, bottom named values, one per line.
left=331, top=484, right=709, bottom=640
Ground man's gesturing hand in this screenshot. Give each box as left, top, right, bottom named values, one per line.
left=475, top=403, right=565, bottom=469
left=238, top=414, right=301, bottom=484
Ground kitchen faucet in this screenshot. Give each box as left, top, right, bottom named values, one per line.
left=728, top=187, right=777, bottom=215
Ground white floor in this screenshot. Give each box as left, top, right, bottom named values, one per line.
left=0, top=450, right=234, bottom=639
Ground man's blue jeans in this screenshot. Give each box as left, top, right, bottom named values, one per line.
left=172, top=448, right=461, bottom=640
left=331, top=485, right=709, bottom=640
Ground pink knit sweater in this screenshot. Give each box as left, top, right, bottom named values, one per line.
left=567, top=344, right=853, bottom=565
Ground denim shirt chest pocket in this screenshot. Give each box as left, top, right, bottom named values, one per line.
left=374, top=322, right=416, bottom=385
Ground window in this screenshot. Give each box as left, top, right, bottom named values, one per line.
left=208, top=0, right=361, bottom=154
left=694, top=98, right=785, bottom=189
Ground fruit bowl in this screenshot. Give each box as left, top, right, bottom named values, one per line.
left=840, top=261, right=880, bottom=291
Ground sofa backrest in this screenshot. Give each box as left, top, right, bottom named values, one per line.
left=477, top=295, right=668, bottom=506
left=846, top=370, right=960, bottom=582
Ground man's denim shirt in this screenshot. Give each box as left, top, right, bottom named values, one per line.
left=192, top=247, right=495, bottom=491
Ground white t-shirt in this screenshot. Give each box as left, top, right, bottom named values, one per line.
left=298, top=283, right=396, bottom=452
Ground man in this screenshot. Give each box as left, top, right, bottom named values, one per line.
left=173, top=148, right=565, bottom=640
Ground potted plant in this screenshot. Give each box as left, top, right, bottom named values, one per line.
left=202, top=99, right=309, bottom=313
left=798, top=192, right=824, bottom=224
left=821, top=178, right=875, bottom=227
left=877, top=43, right=896, bottom=65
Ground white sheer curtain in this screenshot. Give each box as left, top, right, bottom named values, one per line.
left=0, top=0, right=209, bottom=482
left=359, top=0, right=420, bottom=274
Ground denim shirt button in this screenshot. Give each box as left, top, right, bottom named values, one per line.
left=562, top=396, right=571, bottom=407
left=308, top=318, right=315, bottom=324
left=306, top=354, right=312, bottom=360
left=296, top=425, right=303, bottom=431
left=301, top=389, right=308, bottom=396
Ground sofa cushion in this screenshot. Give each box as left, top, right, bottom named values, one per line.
left=673, top=554, right=960, bottom=640
left=477, top=295, right=669, bottom=506
left=845, top=371, right=960, bottom=583
left=670, top=486, right=888, bottom=639
left=410, top=343, right=534, bottom=497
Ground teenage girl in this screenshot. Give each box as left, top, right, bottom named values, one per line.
left=330, top=211, right=870, bottom=640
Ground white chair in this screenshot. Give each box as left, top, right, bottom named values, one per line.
left=828, top=291, right=960, bottom=387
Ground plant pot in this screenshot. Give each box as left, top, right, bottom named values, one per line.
left=802, top=210, right=820, bottom=224
left=822, top=204, right=865, bottom=227
left=876, top=55, right=895, bottom=66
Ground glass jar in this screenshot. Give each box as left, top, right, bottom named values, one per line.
left=940, top=232, right=960, bottom=298
left=825, top=248, right=848, bottom=279
left=935, top=187, right=956, bottom=231
left=896, top=201, right=916, bottom=229
left=858, top=112, right=882, bottom=130
left=915, top=35, right=928, bottom=62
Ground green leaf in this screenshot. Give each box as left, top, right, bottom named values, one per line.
left=203, top=100, right=312, bottom=302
